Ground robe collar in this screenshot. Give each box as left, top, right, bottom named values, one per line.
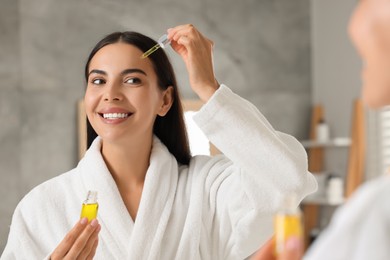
left=78, top=136, right=179, bottom=258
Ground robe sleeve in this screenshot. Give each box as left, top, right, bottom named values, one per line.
left=192, top=84, right=317, bottom=259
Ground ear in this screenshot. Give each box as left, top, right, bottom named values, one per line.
left=157, top=86, right=174, bottom=116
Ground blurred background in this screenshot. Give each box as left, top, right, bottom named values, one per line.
left=0, top=0, right=374, bottom=253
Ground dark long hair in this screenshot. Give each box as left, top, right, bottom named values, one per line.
left=84, top=31, right=191, bottom=165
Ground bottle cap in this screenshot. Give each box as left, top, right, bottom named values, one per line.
left=158, top=34, right=171, bottom=48
left=280, top=193, right=299, bottom=213
left=85, top=190, right=98, bottom=204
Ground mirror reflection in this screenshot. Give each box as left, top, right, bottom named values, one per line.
left=2, top=0, right=386, bottom=259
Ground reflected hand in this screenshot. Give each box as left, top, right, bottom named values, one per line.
left=252, top=237, right=303, bottom=260
left=50, top=218, right=100, bottom=260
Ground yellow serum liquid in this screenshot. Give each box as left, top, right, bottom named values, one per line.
left=274, top=213, right=303, bottom=254
left=274, top=193, right=303, bottom=256
left=80, top=203, right=99, bottom=222
left=80, top=190, right=98, bottom=222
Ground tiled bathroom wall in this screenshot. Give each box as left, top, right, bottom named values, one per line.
left=0, top=0, right=311, bottom=251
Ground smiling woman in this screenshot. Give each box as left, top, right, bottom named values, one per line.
left=83, top=32, right=190, bottom=167
left=1, top=25, right=316, bottom=259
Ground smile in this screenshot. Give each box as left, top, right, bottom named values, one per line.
left=100, top=113, right=131, bottom=119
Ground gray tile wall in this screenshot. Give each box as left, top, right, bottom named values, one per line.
left=0, top=0, right=311, bottom=252
left=0, top=0, right=22, bottom=253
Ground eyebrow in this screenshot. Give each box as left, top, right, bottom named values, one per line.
left=88, top=68, right=147, bottom=77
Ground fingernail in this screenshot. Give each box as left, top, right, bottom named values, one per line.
left=80, top=217, right=88, bottom=225
left=167, top=28, right=173, bottom=32
left=90, top=219, right=98, bottom=227
left=286, top=236, right=302, bottom=250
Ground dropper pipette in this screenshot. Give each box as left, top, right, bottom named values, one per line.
left=141, top=34, right=171, bottom=59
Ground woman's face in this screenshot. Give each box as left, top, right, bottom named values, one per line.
left=84, top=42, right=172, bottom=144
left=349, top=0, right=390, bottom=109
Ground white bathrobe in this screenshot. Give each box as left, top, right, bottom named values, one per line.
left=1, top=85, right=317, bottom=260
left=304, top=174, right=390, bottom=260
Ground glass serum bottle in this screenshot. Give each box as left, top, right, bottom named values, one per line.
left=274, top=193, right=303, bottom=255
left=80, top=190, right=99, bottom=222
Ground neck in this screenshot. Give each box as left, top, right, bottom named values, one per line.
left=101, top=135, right=153, bottom=190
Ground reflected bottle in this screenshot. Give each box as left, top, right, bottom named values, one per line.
left=80, top=190, right=98, bottom=222
left=274, top=193, right=303, bottom=255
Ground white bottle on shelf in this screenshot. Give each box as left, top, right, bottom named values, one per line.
left=316, top=119, right=330, bottom=143
left=326, top=176, right=344, bottom=204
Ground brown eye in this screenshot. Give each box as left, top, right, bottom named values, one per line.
left=125, top=78, right=141, bottom=84
left=91, top=78, right=105, bottom=85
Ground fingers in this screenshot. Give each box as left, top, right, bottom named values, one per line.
left=167, top=24, right=212, bottom=49
left=51, top=218, right=89, bottom=259
left=167, top=24, right=197, bottom=42
left=66, top=219, right=100, bottom=259
left=86, top=237, right=99, bottom=260
left=76, top=221, right=101, bottom=260
left=251, top=236, right=303, bottom=260
left=50, top=218, right=101, bottom=260
left=251, top=238, right=276, bottom=260
left=279, top=237, right=303, bottom=260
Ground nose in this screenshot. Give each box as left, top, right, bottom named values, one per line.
left=104, top=82, right=123, bottom=102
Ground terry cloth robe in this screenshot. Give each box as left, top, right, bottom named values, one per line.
left=1, top=85, right=317, bottom=260
left=304, top=174, right=390, bottom=260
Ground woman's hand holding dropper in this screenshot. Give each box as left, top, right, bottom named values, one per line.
left=167, top=24, right=219, bottom=102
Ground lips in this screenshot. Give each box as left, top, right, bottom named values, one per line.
left=98, top=108, right=133, bottom=122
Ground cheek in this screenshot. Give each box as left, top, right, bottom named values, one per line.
left=134, top=88, right=163, bottom=112
left=84, top=89, right=98, bottom=116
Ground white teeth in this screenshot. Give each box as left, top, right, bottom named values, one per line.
left=102, top=113, right=129, bottom=119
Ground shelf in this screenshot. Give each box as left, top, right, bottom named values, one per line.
left=300, top=137, right=351, bottom=148
left=302, top=195, right=344, bottom=206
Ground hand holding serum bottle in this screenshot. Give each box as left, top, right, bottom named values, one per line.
left=80, top=190, right=99, bottom=222
left=274, top=193, right=303, bottom=256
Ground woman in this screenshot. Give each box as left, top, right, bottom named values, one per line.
left=254, top=0, right=390, bottom=259
left=1, top=24, right=316, bottom=259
